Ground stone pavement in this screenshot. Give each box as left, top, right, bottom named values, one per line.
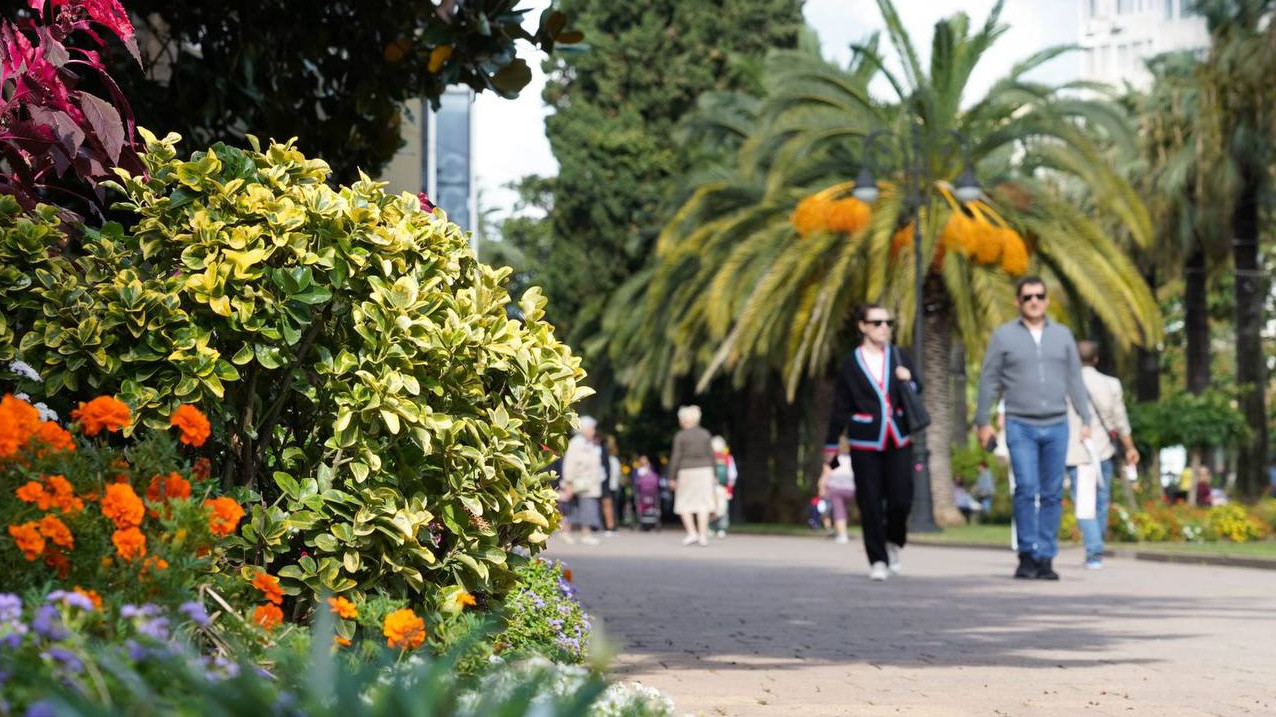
left=547, top=532, right=1276, bottom=716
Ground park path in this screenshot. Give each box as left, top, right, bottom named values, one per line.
left=547, top=531, right=1276, bottom=717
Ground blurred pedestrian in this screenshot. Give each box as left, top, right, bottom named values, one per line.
left=1196, top=466, right=1214, bottom=508
left=973, top=460, right=995, bottom=516
left=601, top=435, right=621, bottom=536
left=953, top=477, right=982, bottom=523
left=1065, top=341, right=1139, bottom=570
left=977, top=276, right=1090, bottom=581
left=709, top=435, right=738, bottom=538
left=817, top=435, right=856, bottom=544
left=561, top=416, right=605, bottom=545
left=669, top=405, right=717, bottom=547
left=824, top=303, right=921, bottom=582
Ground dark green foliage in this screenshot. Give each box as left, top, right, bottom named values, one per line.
left=515, top=0, right=805, bottom=342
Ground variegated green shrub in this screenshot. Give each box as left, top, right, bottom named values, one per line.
left=0, top=130, right=587, bottom=604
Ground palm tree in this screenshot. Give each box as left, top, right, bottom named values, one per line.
left=1189, top=0, right=1274, bottom=497
left=607, top=0, right=1162, bottom=525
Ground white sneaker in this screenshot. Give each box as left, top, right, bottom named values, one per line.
left=681, top=534, right=699, bottom=546
left=715, top=530, right=726, bottom=539
left=834, top=535, right=849, bottom=545
left=887, top=542, right=903, bottom=574
left=698, top=534, right=710, bottom=547
left=560, top=533, right=577, bottom=545
left=581, top=535, right=600, bottom=546
left=869, top=561, right=889, bottom=581
left=603, top=531, right=617, bottom=538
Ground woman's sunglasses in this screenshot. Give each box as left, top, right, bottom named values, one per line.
left=864, top=318, right=895, bottom=327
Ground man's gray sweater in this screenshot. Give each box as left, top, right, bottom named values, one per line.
left=975, top=318, right=1091, bottom=427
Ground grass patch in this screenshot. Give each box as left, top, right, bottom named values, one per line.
left=1133, top=540, right=1276, bottom=559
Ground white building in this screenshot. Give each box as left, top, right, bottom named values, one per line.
left=1079, top=0, right=1209, bottom=90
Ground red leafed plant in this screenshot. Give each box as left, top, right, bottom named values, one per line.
left=0, top=0, right=143, bottom=216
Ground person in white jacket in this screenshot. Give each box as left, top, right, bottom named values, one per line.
left=561, top=416, right=605, bottom=545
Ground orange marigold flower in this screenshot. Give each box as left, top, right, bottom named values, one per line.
left=252, top=571, right=284, bottom=605
left=169, top=404, right=211, bottom=447
left=102, top=483, right=145, bottom=529
left=383, top=608, right=426, bottom=650
left=8, top=521, right=44, bottom=560
left=333, top=635, right=352, bottom=647
left=328, top=596, right=358, bottom=619
left=74, top=587, right=103, bottom=610
left=253, top=603, right=283, bottom=632
left=562, top=569, right=573, bottom=583
left=144, top=555, right=168, bottom=572
left=112, top=527, right=147, bottom=561
left=71, top=396, right=131, bottom=437
left=0, top=394, right=40, bottom=457
left=205, top=497, right=244, bottom=537
left=458, top=592, right=477, bottom=608
left=30, top=421, right=75, bottom=456
left=37, top=514, right=74, bottom=549
left=45, top=475, right=84, bottom=514
left=147, top=473, right=192, bottom=517
left=16, top=481, right=53, bottom=510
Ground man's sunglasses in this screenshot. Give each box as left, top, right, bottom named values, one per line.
left=864, top=318, right=895, bottom=327
left=1019, top=292, right=1046, bottom=303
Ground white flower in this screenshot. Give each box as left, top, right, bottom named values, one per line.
left=8, top=360, right=41, bottom=382
left=33, top=403, right=57, bottom=422
left=14, top=393, right=30, bottom=402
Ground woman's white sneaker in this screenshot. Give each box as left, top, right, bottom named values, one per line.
left=869, top=561, right=890, bottom=581
left=681, top=534, right=699, bottom=546
left=887, top=542, right=903, bottom=574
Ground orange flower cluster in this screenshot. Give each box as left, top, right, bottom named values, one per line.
left=16, top=475, right=84, bottom=514
left=8, top=522, right=45, bottom=560
left=112, top=527, right=146, bottom=561
left=253, top=603, right=283, bottom=632
left=383, top=608, right=426, bottom=650
left=328, top=596, right=358, bottom=619
left=38, top=514, right=74, bottom=549
left=102, top=483, right=145, bottom=530
left=253, top=572, right=284, bottom=605
left=74, top=586, right=103, bottom=609
left=7, top=514, right=75, bottom=560
left=146, top=473, right=192, bottom=517
left=791, top=192, right=872, bottom=237
left=71, top=396, right=131, bottom=437
left=458, top=592, right=477, bottom=608
left=937, top=202, right=1030, bottom=276
left=0, top=394, right=73, bottom=459
left=205, top=497, right=244, bottom=537
left=169, top=405, right=210, bottom=447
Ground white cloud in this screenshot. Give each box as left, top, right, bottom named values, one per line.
left=475, top=0, right=1080, bottom=218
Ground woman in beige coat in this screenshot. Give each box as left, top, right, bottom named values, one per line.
left=669, top=405, right=717, bottom=546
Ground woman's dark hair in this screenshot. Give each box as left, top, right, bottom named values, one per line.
left=854, top=302, right=885, bottom=325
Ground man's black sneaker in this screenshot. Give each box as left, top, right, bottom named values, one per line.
left=1035, top=558, right=1060, bottom=580
left=1014, top=553, right=1039, bottom=579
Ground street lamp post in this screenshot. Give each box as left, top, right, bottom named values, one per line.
left=852, top=124, right=981, bottom=534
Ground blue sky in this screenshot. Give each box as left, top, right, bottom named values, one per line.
left=473, top=0, right=1080, bottom=221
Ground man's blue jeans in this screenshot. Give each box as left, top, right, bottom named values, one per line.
left=1068, top=459, right=1114, bottom=561
left=1005, top=418, right=1069, bottom=559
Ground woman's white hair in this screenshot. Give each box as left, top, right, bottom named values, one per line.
left=676, top=405, right=701, bottom=427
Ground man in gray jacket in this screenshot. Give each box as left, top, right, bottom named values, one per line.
left=976, top=277, right=1090, bottom=580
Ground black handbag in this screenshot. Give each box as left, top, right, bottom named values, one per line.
left=892, top=346, right=931, bottom=434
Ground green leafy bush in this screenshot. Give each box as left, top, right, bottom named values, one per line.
left=0, top=131, right=588, bottom=605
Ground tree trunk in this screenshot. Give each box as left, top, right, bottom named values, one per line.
left=732, top=387, right=772, bottom=523
left=1184, top=247, right=1211, bottom=395
left=1135, top=265, right=1161, bottom=403
left=922, top=285, right=965, bottom=527
left=1232, top=182, right=1268, bottom=498
left=770, top=381, right=804, bottom=522
left=950, top=342, right=968, bottom=448
left=804, top=367, right=837, bottom=478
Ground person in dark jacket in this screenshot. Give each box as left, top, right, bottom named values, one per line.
left=824, top=303, right=921, bottom=581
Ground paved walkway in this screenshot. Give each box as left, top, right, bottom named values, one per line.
left=547, top=531, right=1276, bottom=716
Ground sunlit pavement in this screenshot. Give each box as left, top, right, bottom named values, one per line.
left=548, top=531, right=1276, bottom=716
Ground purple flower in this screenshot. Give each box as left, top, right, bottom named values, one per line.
left=125, top=639, right=150, bottom=662
left=179, top=602, right=210, bottom=627
left=531, top=595, right=546, bottom=610
left=137, top=617, right=170, bottom=641
left=2, top=621, right=29, bottom=649
left=26, top=700, right=58, bottom=717
left=120, top=603, right=161, bottom=620
left=32, top=606, right=67, bottom=641
left=46, top=591, right=93, bottom=612
left=42, top=646, right=83, bottom=673
left=0, top=594, right=21, bottom=621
